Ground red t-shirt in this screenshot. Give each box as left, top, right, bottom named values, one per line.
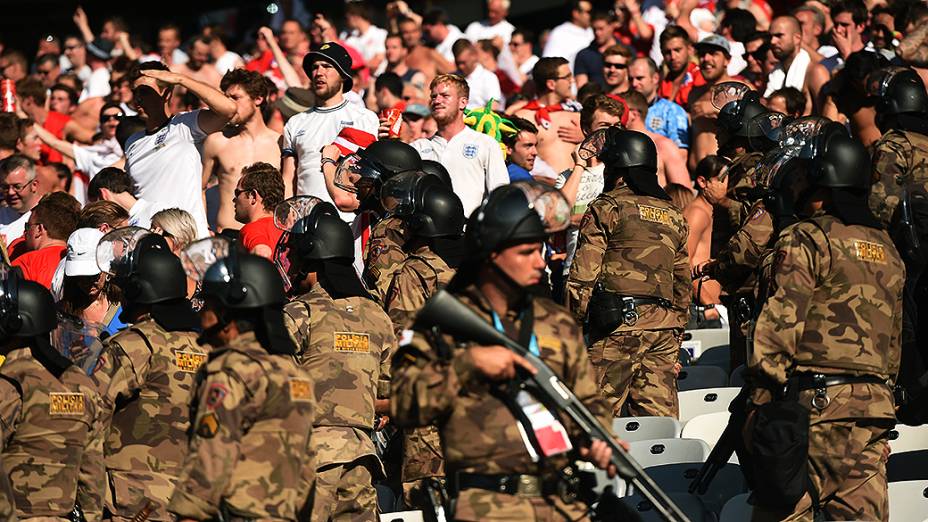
left=240, top=216, right=283, bottom=256
left=12, top=244, right=66, bottom=289
left=42, top=111, right=71, bottom=164
left=659, top=62, right=706, bottom=108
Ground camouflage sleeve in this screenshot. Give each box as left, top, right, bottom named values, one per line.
left=870, top=138, right=908, bottom=226
left=711, top=205, right=772, bottom=292
left=390, top=332, right=472, bottom=428
left=566, top=201, right=611, bottom=322
left=98, top=335, right=148, bottom=418
left=750, top=225, right=824, bottom=402
left=890, top=285, right=904, bottom=386
left=169, top=366, right=259, bottom=520
left=77, top=393, right=106, bottom=521
left=672, top=218, right=692, bottom=315
left=384, top=266, right=427, bottom=338
left=0, top=380, right=21, bottom=444
left=283, top=301, right=310, bottom=363
left=378, top=318, right=397, bottom=400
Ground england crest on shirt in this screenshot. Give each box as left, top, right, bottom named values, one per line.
left=463, top=144, right=478, bottom=159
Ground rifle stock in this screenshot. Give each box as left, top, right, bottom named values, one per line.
left=415, top=290, right=691, bottom=522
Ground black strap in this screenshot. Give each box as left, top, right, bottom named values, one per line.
left=517, top=294, right=535, bottom=350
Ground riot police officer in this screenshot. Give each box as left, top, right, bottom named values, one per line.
left=168, top=241, right=315, bottom=521
left=746, top=130, right=904, bottom=520
left=0, top=265, right=103, bottom=521
left=93, top=227, right=207, bottom=521
left=275, top=196, right=395, bottom=521
left=567, top=128, right=690, bottom=418
left=392, top=181, right=622, bottom=521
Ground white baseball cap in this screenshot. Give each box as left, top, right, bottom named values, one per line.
left=65, top=228, right=105, bottom=277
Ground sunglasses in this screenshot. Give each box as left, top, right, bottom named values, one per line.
left=234, top=188, right=252, bottom=198
left=604, top=62, right=628, bottom=70
left=100, top=113, right=122, bottom=123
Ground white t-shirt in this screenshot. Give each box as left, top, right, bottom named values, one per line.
left=0, top=210, right=30, bottom=248
left=283, top=100, right=379, bottom=222
left=215, top=51, right=244, bottom=75
left=436, top=25, right=465, bottom=63
left=128, top=198, right=171, bottom=230
left=81, top=67, right=111, bottom=102
left=465, top=64, right=503, bottom=110
left=465, top=19, right=515, bottom=45
left=74, top=137, right=123, bottom=177
left=124, top=110, right=210, bottom=238
left=412, top=126, right=509, bottom=217
left=342, top=25, right=388, bottom=64
left=519, top=55, right=539, bottom=78
left=555, top=163, right=605, bottom=275
left=542, top=22, right=593, bottom=71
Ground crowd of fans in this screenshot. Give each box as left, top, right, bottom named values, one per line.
left=2, top=0, right=925, bottom=328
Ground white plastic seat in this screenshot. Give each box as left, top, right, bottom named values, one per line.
left=888, top=480, right=928, bottom=522
left=680, top=411, right=737, bottom=465
left=678, top=387, right=741, bottom=424
left=683, top=328, right=730, bottom=360
left=719, top=493, right=754, bottom=522
left=678, top=365, right=729, bottom=392
left=644, top=461, right=748, bottom=515
left=889, top=424, right=928, bottom=454
left=628, top=438, right=711, bottom=469
left=612, top=416, right=683, bottom=442
left=380, top=511, right=424, bottom=522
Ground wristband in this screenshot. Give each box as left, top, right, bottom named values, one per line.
left=321, top=157, right=337, bottom=167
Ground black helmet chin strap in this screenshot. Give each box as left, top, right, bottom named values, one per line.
left=29, top=335, right=72, bottom=379
left=318, top=260, right=372, bottom=300
left=196, top=310, right=230, bottom=346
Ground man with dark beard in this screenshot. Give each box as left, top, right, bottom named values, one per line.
left=764, top=15, right=830, bottom=115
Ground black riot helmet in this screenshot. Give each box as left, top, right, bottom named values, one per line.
left=599, top=127, right=658, bottom=171
left=421, top=159, right=453, bottom=188
left=333, top=139, right=422, bottom=210
left=274, top=196, right=353, bottom=263
left=381, top=171, right=465, bottom=239
left=97, top=227, right=186, bottom=305
left=718, top=92, right=768, bottom=139
left=0, top=266, right=57, bottom=340
left=465, top=180, right=570, bottom=259
left=809, top=133, right=871, bottom=190
left=867, top=66, right=928, bottom=133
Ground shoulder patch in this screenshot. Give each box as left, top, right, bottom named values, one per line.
left=751, top=207, right=766, bottom=221
left=334, top=332, right=371, bottom=353
left=49, top=392, right=86, bottom=416
left=638, top=204, right=672, bottom=225
left=288, top=378, right=313, bottom=402
left=196, top=412, right=219, bottom=438
left=175, top=350, right=207, bottom=373
left=204, top=382, right=229, bottom=411
left=0, top=355, right=6, bottom=368
left=854, top=240, right=887, bottom=264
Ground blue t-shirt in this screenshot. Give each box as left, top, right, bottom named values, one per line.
left=507, top=163, right=533, bottom=182
left=646, top=97, right=690, bottom=149
left=574, top=44, right=605, bottom=88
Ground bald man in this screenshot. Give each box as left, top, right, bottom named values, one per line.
left=765, top=16, right=830, bottom=114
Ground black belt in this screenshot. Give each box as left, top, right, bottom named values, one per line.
left=452, top=472, right=554, bottom=498
left=791, top=373, right=888, bottom=391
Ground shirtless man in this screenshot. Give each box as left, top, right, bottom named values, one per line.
left=684, top=155, right=730, bottom=320
left=510, top=57, right=582, bottom=179
left=174, top=36, right=222, bottom=88
left=621, top=90, right=690, bottom=188
left=398, top=16, right=452, bottom=85
left=688, top=35, right=737, bottom=172
left=201, top=69, right=281, bottom=231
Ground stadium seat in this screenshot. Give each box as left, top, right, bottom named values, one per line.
left=888, top=480, right=928, bottom=522
left=644, top=462, right=747, bottom=514
left=628, top=438, right=711, bottom=469
left=719, top=493, right=754, bottom=522
left=679, top=347, right=694, bottom=366
left=729, top=365, right=746, bottom=387
left=888, top=424, right=928, bottom=454
left=695, top=345, right=731, bottom=375
left=888, top=449, right=928, bottom=482
left=683, top=328, right=730, bottom=360
left=681, top=411, right=730, bottom=449
left=619, top=491, right=714, bottom=521
left=380, top=511, right=424, bottom=522
left=613, top=416, right=683, bottom=442
left=678, top=387, right=742, bottom=424
left=678, top=365, right=729, bottom=392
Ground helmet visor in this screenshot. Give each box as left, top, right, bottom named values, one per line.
left=710, top=81, right=753, bottom=111
left=747, top=112, right=787, bottom=150
left=511, top=181, right=571, bottom=234
left=755, top=146, right=802, bottom=188
left=51, top=315, right=106, bottom=376
left=380, top=171, right=425, bottom=216
left=578, top=127, right=609, bottom=161
left=179, top=237, right=232, bottom=283
left=274, top=195, right=326, bottom=233
left=779, top=116, right=830, bottom=149
left=95, top=226, right=153, bottom=276
left=333, top=153, right=382, bottom=194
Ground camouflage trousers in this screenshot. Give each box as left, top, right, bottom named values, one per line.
left=401, top=425, right=444, bottom=485
left=750, top=390, right=891, bottom=521
left=103, top=469, right=178, bottom=521
left=451, top=489, right=590, bottom=521
left=587, top=328, right=681, bottom=418
left=19, top=518, right=70, bottom=521
left=312, top=458, right=378, bottom=522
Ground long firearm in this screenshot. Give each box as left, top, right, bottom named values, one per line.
left=415, top=290, right=691, bottom=522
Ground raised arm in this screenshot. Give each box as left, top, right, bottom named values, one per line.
left=72, top=7, right=96, bottom=48
left=258, top=26, right=304, bottom=88
left=141, top=69, right=236, bottom=135
left=33, top=123, right=77, bottom=160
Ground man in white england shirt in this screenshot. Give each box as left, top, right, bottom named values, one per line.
left=122, top=62, right=236, bottom=238
left=411, top=74, right=508, bottom=217
left=281, top=42, right=379, bottom=222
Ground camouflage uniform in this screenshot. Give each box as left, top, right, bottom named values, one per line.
left=283, top=284, right=395, bottom=522
left=94, top=317, right=207, bottom=521
left=869, top=129, right=928, bottom=227
left=383, top=245, right=455, bottom=508
left=391, top=285, right=612, bottom=522
left=567, top=182, right=691, bottom=418
left=0, top=381, right=18, bottom=522
left=748, top=213, right=905, bottom=521
left=0, top=348, right=104, bottom=521
left=363, top=217, right=408, bottom=303
left=717, top=151, right=764, bottom=249
left=167, top=331, right=316, bottom=521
